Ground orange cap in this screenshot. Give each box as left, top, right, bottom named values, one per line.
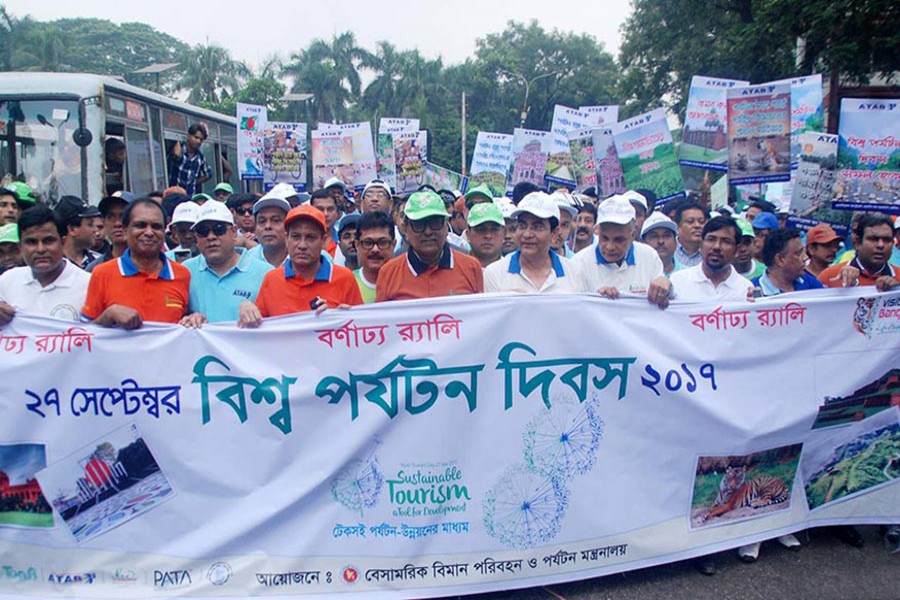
left=284, top=204, right=326, bottom=233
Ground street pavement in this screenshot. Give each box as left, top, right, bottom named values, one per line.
left=463, top=526, right=898, bottom=600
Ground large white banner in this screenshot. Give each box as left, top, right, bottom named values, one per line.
left=0, top=290, right=898, bottom=598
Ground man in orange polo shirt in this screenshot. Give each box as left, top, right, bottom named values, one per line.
left=375, top=190, right=483, bottom=302
left=239, top=205, right=361, bottom=325
left=818, top=214, right=899, bottom=291
left=82, top=199, right=190, bottom=329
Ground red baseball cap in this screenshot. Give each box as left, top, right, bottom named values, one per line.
left=806, top=223, right=840, bottom=245
left=284, top=205, right=326, bottom=234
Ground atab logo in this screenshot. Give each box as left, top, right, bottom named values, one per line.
left=47, top=572, right=96, bottom=585
left=153, top=568, right=192, bottom=590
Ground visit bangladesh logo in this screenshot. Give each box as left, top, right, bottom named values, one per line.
left=853, top=296, right=900, bottom=339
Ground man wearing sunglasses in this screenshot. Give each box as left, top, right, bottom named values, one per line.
left=179, top=202, right=273, bottom=327
left=375, top=190, right=483, bottom=302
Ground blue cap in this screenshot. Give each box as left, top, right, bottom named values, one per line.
left=752, top=211, right=779, bottom=230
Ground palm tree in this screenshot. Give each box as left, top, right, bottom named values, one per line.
left=177, top=44, right=246, bottom=104
left=359, top=41, right=406, bottom=117
left=283, top=32, right=368, bottom=126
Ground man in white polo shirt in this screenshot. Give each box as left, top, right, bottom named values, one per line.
left=669, top=216, right=753, bottom=301
left=0, top=205, right=90, bottom=323
left=484, top=192, right=584, bottom=294
left=572, top=194, right=670, bottom=308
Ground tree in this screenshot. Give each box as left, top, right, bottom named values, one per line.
left=177, top=43, right=248, bottom=105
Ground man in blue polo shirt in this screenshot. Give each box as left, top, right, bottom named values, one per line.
left=179, top=202, right=272, bottom=326
left=752, top=228, right=823, bottom=296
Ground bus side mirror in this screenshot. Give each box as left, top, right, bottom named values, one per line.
left=73, top=128, right=93, bottom=147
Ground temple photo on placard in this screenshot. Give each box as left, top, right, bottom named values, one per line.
left=36, top=423, right=174, bottom=543
left=0, top=443, right=53, bottom=529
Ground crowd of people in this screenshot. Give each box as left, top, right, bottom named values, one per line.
left=1, top=123, right=899, bottom=572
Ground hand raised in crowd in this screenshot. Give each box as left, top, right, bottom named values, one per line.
left=832, top=264, right=860, bottom=287
left=92, top=304, right=142, bottom=330
left=234, top=233, right=258, bottom=249
left=237, top=300, right=263, bottom=328
left=0, top=301, right=15, bottom=325
left=875, top=275, right=899, bottom=292
left=179, top=313, right=208, bottom=329
left=596, top=286, right=621, bottom=299
left=646, top=276, right=671, bottom=310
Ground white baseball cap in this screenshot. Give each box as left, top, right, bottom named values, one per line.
left=550, top=189, right=579, bottom=217
left=268, top=182, right=301, bottom=200
left=253, top=192, right=291, bottom=215
left=494, top=197, right=516, bottom=219
left=511, top=191, right=561, bottom=222
left=640, top=212, right=677, bottom=238
left=170, top=201, right=200, bottom=226
left=362, top=179, right=392, bottom=197
left=324, top=177, right=348, bottom=191
left=621, top=190, right=648, bottom=211
left=597, top=195, right=637, bottom=225
left=192, top=200, right=234, bottom=228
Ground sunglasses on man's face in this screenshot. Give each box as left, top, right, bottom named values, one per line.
left=234, top=207, right=253, bottom=216
left=194, top=223, right=230, bottom=237
left=407, top=216, right=447, bottom=233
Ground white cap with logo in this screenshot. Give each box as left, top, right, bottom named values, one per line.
left=170, top=201, right=200, bottom=226
left=597, top=195, right=637, bottom=225
left=192, top=200, right=234, bottom=229
left=511, top=192, right=561, bottom=222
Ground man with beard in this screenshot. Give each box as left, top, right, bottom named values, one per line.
left=804, top=223, right=842, bottom=277
left=670, top=217, right=753, bottom=301
left=82, top=199, right=190, bottom=328
left=0, top=206, right=90, bottom=323
left=353, top=210, right=396, bottom=303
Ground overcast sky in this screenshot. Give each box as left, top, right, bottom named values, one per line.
left=5, top=0, right=633, bottom=68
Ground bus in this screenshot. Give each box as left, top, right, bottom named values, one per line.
left=0, top=72, right=247, bottom=206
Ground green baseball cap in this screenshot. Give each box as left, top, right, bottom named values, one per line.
left=0, top=223, right=19, bottom=244
left=467, top=202, right=505, bottom=228
left=735, top=217, right=755, bottom=238
left=3, top=181, right=37, bottom=205
left=464, top=183, right=493, bottom=205
left=192, top=193, right=214, bottom=203
left=213, top=182, right=234, bottom=194
left=404, top=190, right=449, bottom=221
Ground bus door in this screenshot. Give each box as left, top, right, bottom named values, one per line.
left=105, top=95, right=160, bottom=197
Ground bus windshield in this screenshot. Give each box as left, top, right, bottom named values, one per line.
left=0, top=99, right=82, bottom=204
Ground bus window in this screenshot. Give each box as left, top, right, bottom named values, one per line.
left=124, top=127, right=155, bottom=196
left=0, top=99, right=82, bottom=204
left=148, top=107, right=166, bottom=192
left=104, top=134, right=127, bottom=195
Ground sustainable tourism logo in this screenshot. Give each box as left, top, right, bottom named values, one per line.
left=853, top=296, right=900, bottom=338
left=387, top=463, right=471, bottom=518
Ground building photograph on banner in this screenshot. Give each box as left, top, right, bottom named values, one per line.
left=469, top=132, right=512, bottom=197
left=592, top=127, right=626, bottom=198
left=507, top=129, right=552, bottom=195
left=680, top=75, right=748, bottom=171
left=262, top=122, right=307, bottom=191
left=726, top=82, right=792, bottom=185
left=377, top=118, right=420, bottom=191
left=311, top=129, right=354, bottom=189
left=831, top=98, right=900, bottom=214
left=547, top=106, right=591, bottom=187
left=236, top=103, right=266, bottom=180
left=772, top=74, right=825, bottom=166
left=612, top=108, right=685, bottom=202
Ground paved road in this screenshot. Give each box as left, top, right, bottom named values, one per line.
left=464, top=526, right=898, bottom=600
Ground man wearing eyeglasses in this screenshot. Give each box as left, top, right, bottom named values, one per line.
left=353, top=210, right=396, bottom=303
left=360, top=180, right=392, bottom=213
left=484, top=192, right=585, bottom=294
left=375, top=190, right=483, bottom=302
left=178, top=202, right=273, bottom=326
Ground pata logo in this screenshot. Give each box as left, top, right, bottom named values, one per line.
left=153, top=569, right=191, bottom=589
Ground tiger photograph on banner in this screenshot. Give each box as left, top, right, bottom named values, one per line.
left=35, top=423, right=174, bottom=543
left=689, top=444, right=802, bottom=529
